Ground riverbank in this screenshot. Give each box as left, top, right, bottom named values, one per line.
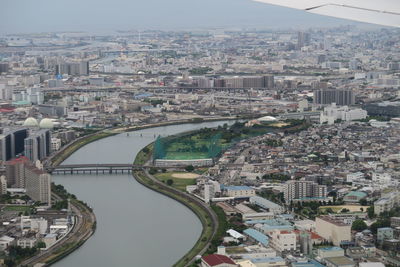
left=44, top=117, right=253, bottom=266
left=19, top=191, right=96, bottom=267
left=133, top=169, right=217, bottom=267
left=49, top=116, right=243, bottom=167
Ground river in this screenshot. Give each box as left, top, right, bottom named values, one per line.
left=53, top=120, right=235, bottom=267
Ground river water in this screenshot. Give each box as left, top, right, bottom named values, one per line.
left=53, top=120, right=235, bottom=267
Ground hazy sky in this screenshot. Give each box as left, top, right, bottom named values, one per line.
left=1, top=0, right=362, bottom=34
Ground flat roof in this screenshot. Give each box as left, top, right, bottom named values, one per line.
left=243, top=228, right=269, bottom=246
left=224, top=185, right=254, bottom=191
left=325, top=256, right=354, bottom=265
left=292, top=260, right=326, bottom=267
left=251, top=257, right=284, bottom=263
left=318, top=246, right=344, bottom=252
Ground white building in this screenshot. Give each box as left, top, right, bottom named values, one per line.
left=374, top=192, right=400, bottom=215
left=283, top=180, right=327, bottom=203
left=17, top=238, right=37, bottom=248
left=316, top=216, right=351, bottom=246
left=29, top=218, right=48, bottom=235
left=0, top=175, right=7, bottom=195
left=50, top=225, right=68, bottom=235
left=0, top=235, right=15, bottom=251
left=320, top=103, right=367, bottom=124
left=294, top=220, right=316, bottom=231
left=224, top=186, right=255, bottom=198
left=346, top=172, right=364, bottom=183
left=51, top=138, right=62, bottom=151
left=43, top=233, right=57, bottom=249
left=269, top=230, right=296, bottom=252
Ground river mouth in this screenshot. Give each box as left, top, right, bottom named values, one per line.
left=52, top=120, right=235, bottom=267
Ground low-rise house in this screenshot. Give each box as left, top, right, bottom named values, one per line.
left=0, top=236, right=15, bottom=251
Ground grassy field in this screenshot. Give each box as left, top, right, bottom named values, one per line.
left=154, top=172, right=197, bottom=191
left=3, top=206, right=31, bottom=212
left=319, top=205, right=370, bottom=213
left=134, top=143, right=154, bottom=165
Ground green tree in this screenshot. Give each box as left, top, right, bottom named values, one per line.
left=367, top=206, right=375, bottom=218
left=185, top=165, right=194, bottom=172
left=149, top=167, right=158, bottom=175
left=166, top=179, right=174, bottom=186
left=341, top=208, right=350, bottom=213
left=36, top=241, right=46, bottom=249
left=352, top=219, right=368, bottom=231
left=370, top=218, right=391, bottom=234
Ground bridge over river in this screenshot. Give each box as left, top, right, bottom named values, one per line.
left=46, top=164, right=143, bottom=175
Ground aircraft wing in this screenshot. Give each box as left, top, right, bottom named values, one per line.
left=252, top=0, right=400, bottom=27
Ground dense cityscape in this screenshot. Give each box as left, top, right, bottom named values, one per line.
left=0, top=22, right=400, bottom=267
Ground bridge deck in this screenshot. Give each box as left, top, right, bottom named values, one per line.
left=46, top=163, right=142, bottom=175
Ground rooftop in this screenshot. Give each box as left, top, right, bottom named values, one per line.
left=243, top=228, right=269, bottom=246
left=202, top=254, right=235, bottom=266
left=325, top=256, right=354, bottom=266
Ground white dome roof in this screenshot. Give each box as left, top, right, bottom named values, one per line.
left=39, top=118, right=54, bottom=129
left=23, top=117, right=39, bottom=127
left=258, top=116, right=278, bottom=122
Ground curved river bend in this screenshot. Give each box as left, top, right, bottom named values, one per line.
left=53, top=120, right=234, bottom=267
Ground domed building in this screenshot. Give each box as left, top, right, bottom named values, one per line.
left=23, top=117, right=39, bottom=127
left=39, top=118, right=54, bottom=129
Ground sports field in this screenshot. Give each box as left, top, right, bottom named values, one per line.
left=154, top=172, right=197, bottom=191
left=319, top=205, right=370, bottom=213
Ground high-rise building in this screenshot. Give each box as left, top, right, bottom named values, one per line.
left=0, top=84, right=12, bottom=100
left=313, top=89, right=355, bottom=106
left=0, top=133, right=12, bottom=162
left=24, top=129, right=51, bottom=163
left=4, top=157, right=51, bottom=204
left=4, top=156, right=30, bottom=188
left=243, top=77, right=264, bottom=88
left=283, top=180, right=327, bottom=203
left=24, top=164, right=51, bottom=204
left=56, top=61, right=89, bottom=76
left=263, top=75, right=275, bottom=89
left=297, top=32, right=311, bottom=49
left=0, top=63, right=9, bottom=73
left=0, top=176, right=7, bottom=195
left=0, top=128, right=28, bottom=162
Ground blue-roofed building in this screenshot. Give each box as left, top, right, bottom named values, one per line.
left=243, top=228, right=269, bottom=246
left=133, top=92, right=153, bottom=99
left=251, top=257, right=286, bottom=266
left=223, top=185, right=255, bottom=198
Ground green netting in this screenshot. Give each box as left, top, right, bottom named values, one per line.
left=153, top=136, right=166, bottom=159
left=153, top=133, right=222, bottom=160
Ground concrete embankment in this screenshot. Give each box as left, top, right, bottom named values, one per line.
left=133, top=169, right=218, bottom=267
